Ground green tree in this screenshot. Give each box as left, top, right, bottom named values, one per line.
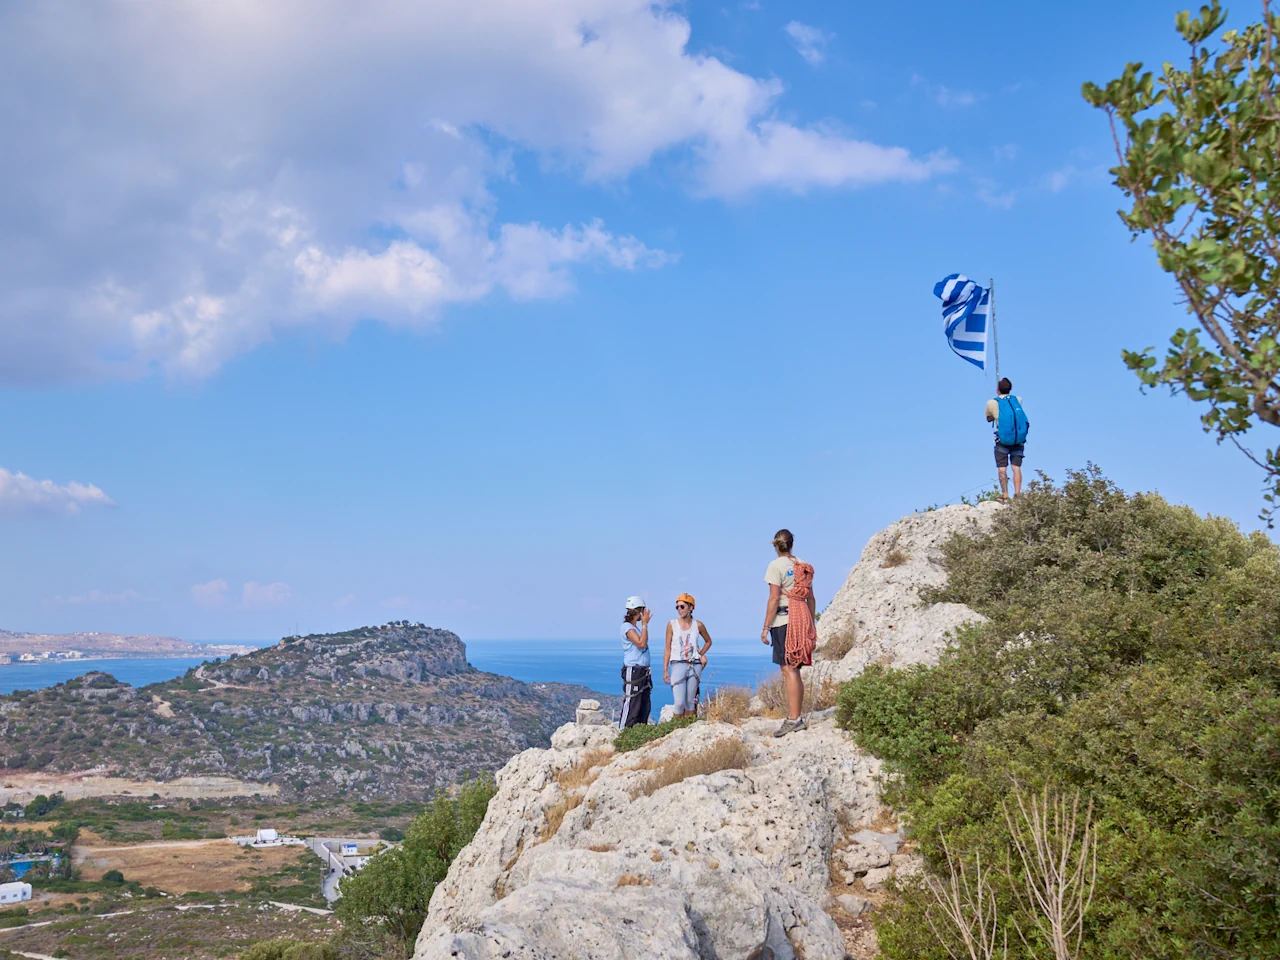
left=335, top=777, right=495, bottom=953
left=1083, top=2, right=1280, bottom=519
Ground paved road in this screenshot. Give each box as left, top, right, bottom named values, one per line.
left=306, top=837, right=376, bottom=903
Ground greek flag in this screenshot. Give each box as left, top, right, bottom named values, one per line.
left=933, top=273, right=988, bottom=370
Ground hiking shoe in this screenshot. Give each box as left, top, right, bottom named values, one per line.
left=773, top=717, right=806, bottom=738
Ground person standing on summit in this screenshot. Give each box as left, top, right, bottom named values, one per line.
left=986, top=377, right=1030, bottom=501
left=760, top=530, right=817, bottom=738
left=619, top=596, right=653, bottom=729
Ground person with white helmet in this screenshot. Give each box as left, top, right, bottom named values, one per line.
left=619, top=596, right=653, bottom=729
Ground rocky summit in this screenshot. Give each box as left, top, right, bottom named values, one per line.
left=812, top=502, right=1000, bottom=682
left=0, top=623, right=609, bottom=800
left=409, top=506, right=995, bottom=960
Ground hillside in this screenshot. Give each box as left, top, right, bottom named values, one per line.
left=0, top=623, right=609, bottom=800
left=0, top=628, right=252, bottom=659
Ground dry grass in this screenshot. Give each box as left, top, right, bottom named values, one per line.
left=755, top=672, right=790, bottom=717
left=755, top=673, right=840, bottom=718
left=630, top=737, right=752, bottom=799
left=556, top=745, right=614, bottom=792
left=587, top=843, right=616, bottom=853
left=881, top=548, right=910, bottom=568
left=616, top=874, right=651, bottom=887
left=538, top=791, right=585, bottom=842
left=868, top=807, right=899, bottom=833
left=809, top=676, right=840, bottom=711
left=705, top=685, right=754, bottom=724
left=72, top=838, right=304, bottom=894
left=821, top=623, right=857, bottom=660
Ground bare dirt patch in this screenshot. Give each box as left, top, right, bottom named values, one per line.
left=73, top=839, right=302, bottom=893
left=0, top=773, right=276, bottom=805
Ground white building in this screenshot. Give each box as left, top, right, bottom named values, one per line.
left=0, top=882, right=32, bottom=904
left=229, top=828, right=304, bottom=848
left=340, top=842, right=359, bottom=857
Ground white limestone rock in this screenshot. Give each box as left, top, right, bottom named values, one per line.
left=576, top=704, right=609, bottom=726
left=891, top=852, right=924, bottom=883
left=837, top=893, right=870, bottom=918
left=658, top=703, right=677, bottom=723
left=862, top=866, right=893, bottom=892
left=814, top=502, right=1001, bottom=683
left=851, top=829, right=901, bottom=856
left=415, top=881, right=702, bottom=960
left=550, top=720, right=617, bottom=751
left=841, top=838, right=891, bottom=875
left=414, top=715, right=883, bottom=960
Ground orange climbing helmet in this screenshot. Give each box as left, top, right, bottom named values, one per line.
left=675, top=593, right=696, bottom=609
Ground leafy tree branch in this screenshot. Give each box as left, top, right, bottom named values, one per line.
left=1083, top=1, right=1280, bottom=520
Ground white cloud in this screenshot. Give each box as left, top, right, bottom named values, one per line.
left=701, top=123, right=955, bottom=197
left=936, top=86, right=978, bottom=108
left=785, top=21, right=832, bottom=66
left=973, top=178, right=1016, bottom=210
left=51, top=589, right=142, bottom=605
left=912, top=74, right=980, bottom=108
left=192, top=579, right=229, bottom=608
left=0, top=467, right=114, bottom=516
left=0, top=0, right=949, bottom=381
left=1047, top=164, right=1087, bottom=193
left=242, top=581, right=293, bottom=609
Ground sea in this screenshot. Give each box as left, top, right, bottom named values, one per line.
left=0, top=638, right=780, bottom=717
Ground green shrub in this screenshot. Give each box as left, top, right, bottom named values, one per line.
left=241, top=940, right=338, bottom=960
left=335, top=776, right=495, bottom=953
left=101, top=870, right=125, bottom=885
left=839, top=468, right=1280, bottom=959
left=612, top=716, right=696, bottom=753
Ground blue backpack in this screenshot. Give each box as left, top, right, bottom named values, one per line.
left=995, top=395, right=1030, bottom=446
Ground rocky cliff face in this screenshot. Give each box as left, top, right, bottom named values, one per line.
left=812, top=502, right=999, bottom=683
left=411, top=507, right=994, bottom=959
left=0, top=624, right=611, bottom=800
left=415, top=711, right=895, bottom=959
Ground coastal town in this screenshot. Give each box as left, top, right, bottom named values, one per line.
left=0, top=649, right=87, bottom=664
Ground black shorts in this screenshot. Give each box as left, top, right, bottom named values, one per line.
left=994, top=442, right=1025, bottom=468
left=770, top=625, right=788, bottom=666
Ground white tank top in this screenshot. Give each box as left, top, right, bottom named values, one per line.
left=670, top=619, right=700, bottom=662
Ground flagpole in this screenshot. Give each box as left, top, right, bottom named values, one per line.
left=989, top=277, right=1000, bottom=382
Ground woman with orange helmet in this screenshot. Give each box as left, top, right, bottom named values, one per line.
left=663, top=593, right=712, bottom=718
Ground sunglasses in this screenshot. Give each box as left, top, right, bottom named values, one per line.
left=675, top=602, right=691, bottom=609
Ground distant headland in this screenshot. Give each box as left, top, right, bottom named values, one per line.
left=0, top=629, right=253, bottom=664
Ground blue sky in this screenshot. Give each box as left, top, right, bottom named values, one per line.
left=1, top=0, right=1272, bottom=642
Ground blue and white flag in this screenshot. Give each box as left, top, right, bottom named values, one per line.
left=932, top=273, right=988, bottom=370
